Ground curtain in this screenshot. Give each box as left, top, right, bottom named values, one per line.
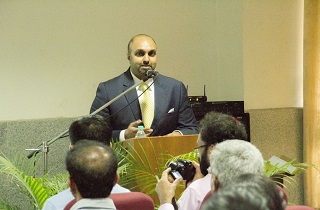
left=304, top=0, right=320, bottom=208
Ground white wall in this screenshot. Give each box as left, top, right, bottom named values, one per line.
left=0, top=0, right=303, bottom=121
left=243, top=0, right=303, bottom=110
left=0, top=0, right=243, bottom=121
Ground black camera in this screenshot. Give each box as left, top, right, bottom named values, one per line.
left=167, top=160, right=196, bottom=184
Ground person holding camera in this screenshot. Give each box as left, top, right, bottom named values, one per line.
left=156, top=111, right=248, bottom=210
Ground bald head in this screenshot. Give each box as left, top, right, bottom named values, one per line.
left=127, top=34, right=156, bottom=54
left=127, top=34, right=157, bottom=80
left=66, top=140, right=118, bottom=198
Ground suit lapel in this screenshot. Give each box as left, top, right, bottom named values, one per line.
left=153, top=75, right=167, bottom=127
left=122, top=70, right=142, bottom=120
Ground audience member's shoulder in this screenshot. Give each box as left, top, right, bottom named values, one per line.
left=42, top=188, right=74, bottom=210
left=112, top=183, right=131, bottom=193
left=188, top=174, right=212, bottom=189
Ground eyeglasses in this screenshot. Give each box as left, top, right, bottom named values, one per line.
left=193, top=145, right=207, bottom=151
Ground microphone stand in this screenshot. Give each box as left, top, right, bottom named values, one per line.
left=25, top=72, right=156, bottom=175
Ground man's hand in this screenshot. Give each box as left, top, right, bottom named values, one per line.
left=143, top=127, right=153, bottom=136
left=124, top=120, right=153, bottom=139
left=185, top=161, right=204, bottom=187
left=165, top=131, right=182, bottom=137
left=156, top=168, right=182, bottom=205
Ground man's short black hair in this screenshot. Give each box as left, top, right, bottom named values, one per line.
left=69, top=115, right=112, bottom=145
left=66, top=140, right=118, bottom=198
left=199, top=111, right=247, bottom=145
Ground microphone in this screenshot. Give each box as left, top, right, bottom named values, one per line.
left=144, top=70, right=158, bottom=81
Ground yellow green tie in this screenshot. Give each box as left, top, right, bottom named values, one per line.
left=140, top=82, right=154, bottom=128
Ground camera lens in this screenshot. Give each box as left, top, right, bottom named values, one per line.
left=168, top=161, right=178, bottom=170
left=167, top=160, right=196, bottom=183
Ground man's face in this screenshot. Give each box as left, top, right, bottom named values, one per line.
left=127, top=36, right=157, bottom=80
left=196, top=135, right=212, bottom=176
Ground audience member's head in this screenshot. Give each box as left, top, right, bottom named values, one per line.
left=197, top=111, right=248, bottom=175
left=66, top=140, right=118, bottom=200
left=201, top=173, right=286, bottom=210
left=69, top=115, right=112, bottom=146
left=209, top=139, right=264, bottom=190
left=199, top=111, right=248, bottom=144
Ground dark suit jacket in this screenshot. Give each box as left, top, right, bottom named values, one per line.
left=90, top=69, right=198, bottom=140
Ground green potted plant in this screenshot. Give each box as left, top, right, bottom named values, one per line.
left=0, top=141, right=315, bottom=209
left=0, top=151, right=68, bottom=210
left=113, top=140, right=315, bottom=207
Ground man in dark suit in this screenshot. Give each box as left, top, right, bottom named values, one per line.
left=90, top=34, right=198, bottom=141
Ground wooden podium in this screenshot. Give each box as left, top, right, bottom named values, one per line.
left=117, top=134, right=198, bottom=205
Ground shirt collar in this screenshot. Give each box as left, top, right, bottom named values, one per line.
left=70, top=198, right=116, bottom=210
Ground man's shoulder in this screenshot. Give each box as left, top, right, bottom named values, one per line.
left=188, top=173, right=212, bottom=189
left=156, top=74, right=184, bottom=88
left=157, top=73, right=180, bottom=82
left=112, top=183, right=131, bottom=193
left=42, top=188, right=73, bottom=210
left=100, top=71, right=129, bottom=84
left=46, top=188, right=72, bottom=201
left=177, top=174, right=212, bottom=209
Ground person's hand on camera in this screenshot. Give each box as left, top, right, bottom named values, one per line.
left=156, top=168, right=182, bottom=205
left=185, top=161, right=204, bottom=187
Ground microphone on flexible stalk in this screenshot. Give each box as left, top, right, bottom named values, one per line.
left=143, top=70, right=158, bottom=81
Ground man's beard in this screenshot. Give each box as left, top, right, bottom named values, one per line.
left=138, top=65, right=153, bottom=74
left=199, top=151, right=210, bottom=176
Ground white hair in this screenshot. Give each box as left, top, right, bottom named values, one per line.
left=209, top=139, right=264, bottom=188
